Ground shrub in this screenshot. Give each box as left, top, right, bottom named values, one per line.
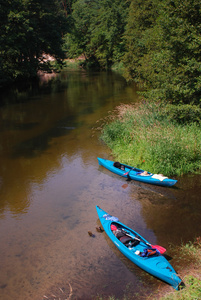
left=161, top=104, right=201, bottom=125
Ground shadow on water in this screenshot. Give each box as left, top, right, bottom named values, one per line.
left=12, top=122, right=79, bottom=158
left=98, top=165, right=178, bottom=201
left=0, top=70, right=200, bottom=300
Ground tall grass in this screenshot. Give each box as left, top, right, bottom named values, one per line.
left=100, top=102, right=201, bottom=176
left=162, top=276, right=201, bottom=300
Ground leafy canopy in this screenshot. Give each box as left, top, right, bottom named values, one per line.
left=64, top=0, right=129, bottom=69
left=123, top=0, right=201, bottom=105
left=0, top=0, right=68, bottom=86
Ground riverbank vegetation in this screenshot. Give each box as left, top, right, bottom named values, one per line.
left=160, top=238, right=201, bottom=300
left=100, top=102, right=201, bottom=176
left=123, top=0, right=201, bottom=105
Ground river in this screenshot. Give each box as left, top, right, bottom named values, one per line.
left=0, top=70, right=200, bottom=300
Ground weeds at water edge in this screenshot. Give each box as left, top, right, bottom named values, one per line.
left=98, top=102, right=201, bottom=177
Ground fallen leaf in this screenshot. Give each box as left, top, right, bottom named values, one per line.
left=122, top=184, right=128, bottom=189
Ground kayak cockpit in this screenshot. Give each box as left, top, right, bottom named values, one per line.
left=110, top=223, right=160, bottom=257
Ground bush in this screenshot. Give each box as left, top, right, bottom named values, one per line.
left=161, top=104, right=201, bottom=125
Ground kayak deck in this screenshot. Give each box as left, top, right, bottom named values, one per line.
left=97, top=157, right=177, bottom=187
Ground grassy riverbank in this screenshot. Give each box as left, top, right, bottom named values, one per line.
left=159, top=238, right=201, bottom=300
left=99, top=102, right=201, bottom=177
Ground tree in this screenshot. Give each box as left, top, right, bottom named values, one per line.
left=123, top=0, right=159, bottom=83
left=64, top=0, right=96, bottom=60
left=64, top=0, right=129, bottom=69
left=156, top=0, right=201, bottom=104
left=123, top=0, right=201, bottom=105
left=89, top=0, right=129, bottom=68
left=0, top=0, right=68, bottom=87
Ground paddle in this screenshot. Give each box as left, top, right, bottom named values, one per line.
left=122, top=229, right=166, bottom=254
left=123, top=167, right=135, bottom=177
left=123, top=168, right=135, bottom=175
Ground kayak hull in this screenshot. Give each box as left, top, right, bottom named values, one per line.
left=97, top=157, right=177, bottom=187
left=96, top=206, right=182, bottom=290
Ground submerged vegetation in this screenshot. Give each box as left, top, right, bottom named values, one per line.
left=100, top=103, right=201, bottom=177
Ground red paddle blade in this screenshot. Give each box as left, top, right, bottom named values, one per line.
left=123, top=172, right=129, bottom=175
left=152, top=244, right=166, bottom=254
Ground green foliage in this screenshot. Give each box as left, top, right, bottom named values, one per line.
left=123, top=0, right=201, bottom=105
left=111, top=61, right=125, bottom=74
left=162, top=276, right=201, bottom=300
left=64, top=0, right=129, bottom=69
left=0, top=0, right=68, bottom=87
left=100, top=103, right=201, bottom=176
left=161, top=104, right=201, bottom=125
left=123, top=0, right=159, bottom=84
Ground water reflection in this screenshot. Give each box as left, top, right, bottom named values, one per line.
left=0, top=70, right=201, bottom=300
left=0, top=70, right=134, bottom=216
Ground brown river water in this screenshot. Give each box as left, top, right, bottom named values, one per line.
left=0, top=70, right=200, bottom=300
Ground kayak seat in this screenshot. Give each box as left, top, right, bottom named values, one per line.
left=120, top=236, right=133, bottom=244
left=113, top=161, right=125, bottom=171
left=113, top=228, right=140, bottom=247
left=120, top=236, right=140, bottom=247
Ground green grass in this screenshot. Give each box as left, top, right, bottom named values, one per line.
left=161, top=239, right=201, bottom=300
left=100, top=102, right=201, bottom=176
left=161, top=276, right=201, bottom=300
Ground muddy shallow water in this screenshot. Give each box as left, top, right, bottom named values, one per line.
left=0, top=70, right=200, bottom=300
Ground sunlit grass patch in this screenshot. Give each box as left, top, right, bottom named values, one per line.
left=100, top=102, right=201, bottom=176
left=161, top=276, right=201, bottom=300
left=161, top=238, right=201, bottom=300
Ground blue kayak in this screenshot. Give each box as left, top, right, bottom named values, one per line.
left=97, top=157, right=177, bottom=187
left=96, top=206, right=182, bottom=290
